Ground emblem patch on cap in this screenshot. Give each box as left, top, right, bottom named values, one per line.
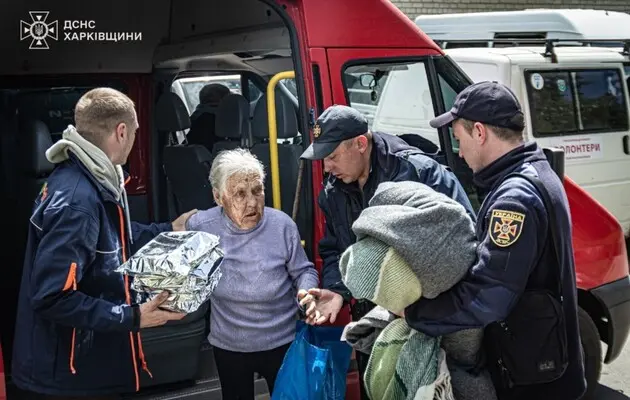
left=313, top=124, right=321, bottom=138
left=489, top=209, right=525, bottom=247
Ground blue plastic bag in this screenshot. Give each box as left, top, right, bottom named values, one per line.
left=271, top=320, right=353, bottom=400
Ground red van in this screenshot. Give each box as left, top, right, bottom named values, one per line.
left=0, top=1, right=628, bottom=399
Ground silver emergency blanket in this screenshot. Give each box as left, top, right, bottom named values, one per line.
left=116, top=231, right=224, bottom=313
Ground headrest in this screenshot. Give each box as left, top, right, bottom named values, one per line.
left=18, top=120, right=55, bottom=177
left=215, top=94, right=251, bottom=140
left=155, top=92, right=191, bottom=132
left=251, top=91, right=298, bottom=140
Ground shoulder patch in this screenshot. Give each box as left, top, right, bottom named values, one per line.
left=489, top=209, right=525, bottom=247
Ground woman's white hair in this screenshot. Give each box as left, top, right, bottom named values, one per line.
left=209, top=148, right=266, bottom=195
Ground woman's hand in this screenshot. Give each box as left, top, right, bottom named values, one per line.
left=298, top=289, right=322, bottom=325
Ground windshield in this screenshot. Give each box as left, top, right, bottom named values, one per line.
left=280, top=78, right=298, bottom=98
left=178, top=76, right=241, bottom=111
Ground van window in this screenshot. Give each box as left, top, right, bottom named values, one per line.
left=434, top=56, right=484, bottom=210
left=343, top=58, right=483, bottom=211
left=281, top=78, right=298, bottom=98
left=443, top=42, right=488, bottom=49
left=14, top=86, right=125, bottom=140
left=173, top=75, right=242, bottom=113
left=171, top=74, right=263, bottom=143
left=524, top=68, right=629, bottom=136
left=343, top=69, right=388, bottom=126
left=1, top=84, right=131, bottom=172
left=344, top=61, right=440, bottom=147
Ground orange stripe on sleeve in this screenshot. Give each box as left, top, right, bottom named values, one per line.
left=62, top=262, right=78, bottom=374
left=62, top=263, right=77, bottom=291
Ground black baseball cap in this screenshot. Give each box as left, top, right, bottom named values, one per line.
left=430, top=81, right=525, bottom=131
left=300, top=105, right=368, bottom=160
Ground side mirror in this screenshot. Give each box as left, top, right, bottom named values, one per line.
left=359, top=73, right=376, bottom=88
left=543, top=147, right=565, bottom=180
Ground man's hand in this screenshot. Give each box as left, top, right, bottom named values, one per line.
left=139, top=291, right=187, bottom=329
left=306, top=288, right=344, bottom=325
left=172, top=209, right=198, bottom=231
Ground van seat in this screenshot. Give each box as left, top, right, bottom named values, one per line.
left=17, top=119, right=55, bottom=215
left=157, top=92, right=215, bottom=214
left=3, top=118, right=55, bottom=374
left=212, top=94, right=252, bottom=157
left=250, top=91, right=301, bottom=216
left=15, top=118, right=55, bottom=263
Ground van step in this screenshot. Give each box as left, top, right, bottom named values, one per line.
left=123, top=377, right=270, bottom=400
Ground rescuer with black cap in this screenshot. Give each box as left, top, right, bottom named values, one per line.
left=300, top=104, right=474, bottom=400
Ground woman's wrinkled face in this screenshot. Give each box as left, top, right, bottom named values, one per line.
left=219, top=172, right=265, bottom=230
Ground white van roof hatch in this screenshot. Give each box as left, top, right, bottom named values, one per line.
left=414, top=9, right=630, bottom=48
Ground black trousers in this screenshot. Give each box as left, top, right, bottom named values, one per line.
left=213, top=342, right=291, bottom=400
left=355, top=351, right=371, bottom=400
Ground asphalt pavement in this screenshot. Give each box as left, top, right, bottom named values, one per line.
left=595, top=341, right=630, bottom=399
left=256, top=341, right=630, bottom=400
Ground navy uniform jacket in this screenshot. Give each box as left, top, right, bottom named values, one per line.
left=405, top=142, right=586, bottom=400
left=317, top=131, right=475, bottom=301
left=12, top=154, right=172, bottom=396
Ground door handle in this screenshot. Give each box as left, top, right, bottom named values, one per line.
left=624, top=135, right=630, bottom=155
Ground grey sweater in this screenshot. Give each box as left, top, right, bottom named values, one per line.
left=186, top=207, right=319, bottom=352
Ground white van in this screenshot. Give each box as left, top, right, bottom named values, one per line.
left=414, top=9, right=630, bottom=49
left=370, top=44, right=630, bottom=239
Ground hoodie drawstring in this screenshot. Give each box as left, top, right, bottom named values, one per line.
left=117, top=205, right=152, bottom=391
left=121, top=170, right=134, bottom=246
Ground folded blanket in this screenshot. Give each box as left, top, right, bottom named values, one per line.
left=341, top=306, right=396, bottom=355
left=339, top=181, right=496, bottom=400
left=348, top=180, right=478, bottom=300
left=363, top=318, right=452, bottom=400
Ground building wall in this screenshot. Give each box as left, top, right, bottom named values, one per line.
left=390, top=1, right=630, bottom=20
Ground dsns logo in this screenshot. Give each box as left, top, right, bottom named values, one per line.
left=20, top=11, right=58, bottom=49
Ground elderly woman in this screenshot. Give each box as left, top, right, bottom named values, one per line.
left=185, top=148, right=319, bottom=399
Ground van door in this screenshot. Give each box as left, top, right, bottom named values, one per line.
left=519, top=65, right=630, bottom=237
left=624, top=61, right=630, bottom=94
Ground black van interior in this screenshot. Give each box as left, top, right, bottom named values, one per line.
left=0, top=0, right=313, bottom=398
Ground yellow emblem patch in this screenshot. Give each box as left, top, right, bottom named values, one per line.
left=313, top=124, right=321, bottom=138
left=489, top=209, right=525, bottom=247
